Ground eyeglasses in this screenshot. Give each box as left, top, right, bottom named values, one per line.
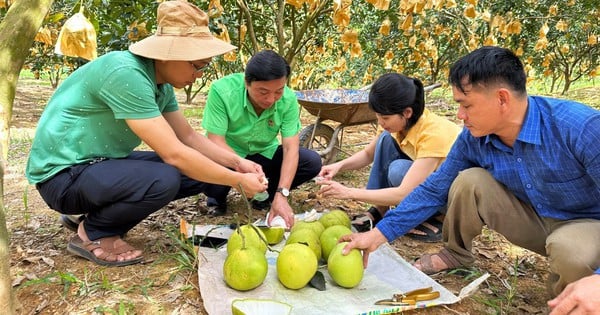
left=189, top=61, right=210, bottom=74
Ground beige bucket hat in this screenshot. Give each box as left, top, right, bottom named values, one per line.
left=129, top=0, right=236, bottom=61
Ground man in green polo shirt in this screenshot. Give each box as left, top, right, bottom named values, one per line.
left=202, top=50, right=321, bottom=228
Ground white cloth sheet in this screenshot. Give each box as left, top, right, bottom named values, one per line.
left=195, top=226, right=488, bottom=315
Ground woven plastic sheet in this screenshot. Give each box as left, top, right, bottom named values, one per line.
left=196, top=228, right=488, bottom=315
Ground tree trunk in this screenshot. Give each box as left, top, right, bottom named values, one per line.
left=0, top=146, right=11, bottom=312
left=0, top=0, right=54, bottom=313
left=562, top=68, right=572, bottom=95
left=236, top=0, right=259, bottom=53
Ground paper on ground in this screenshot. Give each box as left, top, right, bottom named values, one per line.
left=196, top=224, right=488, bottom=315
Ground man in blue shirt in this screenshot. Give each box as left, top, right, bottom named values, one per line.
left=339, top=46, right=600, bottom=303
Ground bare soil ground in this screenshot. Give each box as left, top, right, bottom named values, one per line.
left=7, top=78, right=554, bottom=314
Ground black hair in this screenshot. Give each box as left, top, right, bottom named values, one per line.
left=368, top=73, right=425, bottom=130
left=449, top=46, right=526, bottom=95
left=244, top=50, right=291, bottom=84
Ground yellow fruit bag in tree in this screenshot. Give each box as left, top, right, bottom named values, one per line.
left=55, top=8, right=97, bottom=60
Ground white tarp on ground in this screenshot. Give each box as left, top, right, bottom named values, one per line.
left=195, top=224, right=488, bottom=315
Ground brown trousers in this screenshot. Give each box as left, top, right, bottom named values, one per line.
left=443, top=168, right=600, bottom=296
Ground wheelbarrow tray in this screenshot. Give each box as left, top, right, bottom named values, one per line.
left=296, top=89, right=376, bottom=126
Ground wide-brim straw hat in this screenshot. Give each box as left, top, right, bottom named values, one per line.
left=129, top=0, right=236, bottom=61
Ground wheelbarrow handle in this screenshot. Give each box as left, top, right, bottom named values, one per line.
left=424, top=83, right=442, bottom=92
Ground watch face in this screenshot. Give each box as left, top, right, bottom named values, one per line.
left=278, top=188, right=290, bottom=197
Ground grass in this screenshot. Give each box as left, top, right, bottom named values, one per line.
left=7, top=135, right=33, bottom=160
left=182, top=107, right=204, bottom=119
left=94, top=301, right=136, bottom=315
left=18, top=70, right=61, bottom=87
left=465, top=255, right=525, bottom=315
left=474, top=273, right=520, bottom=314
left=21, top=270, right=125, bottom=297
left=162, top=225, right=199, bottom=274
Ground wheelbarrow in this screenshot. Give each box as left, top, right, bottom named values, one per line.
left=296, top=89, right=374, bottom=165
left=296, top=84, right=442, bottom=165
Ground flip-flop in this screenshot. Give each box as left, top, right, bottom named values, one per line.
left=351, top=214, right=373, bottom=232
left=67, top=235, right=143, bottom=267
left=351, top=207, right=382, bottom=232
left=406, top=216, right=443, bottom=243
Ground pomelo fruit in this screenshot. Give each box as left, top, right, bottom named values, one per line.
left=320, top=224, right=352, bottom=260
left=276, top=243, right=318, bottom=289
left=290, top=220, right=325, bottom=237
left=259, top=226, right=285, bottom=245
left=327, top=242, right=364, bottom=288
left=231, top=298, right=292, bottom=315
left=318, top=210, right=351, bottom=229
left=286, top=228, right=321, bottom=260
left=227, top=224, right=268, bottom=255
left=223, top=247, right=268, bottom=291
left=329, top=209, right=352, bottom=227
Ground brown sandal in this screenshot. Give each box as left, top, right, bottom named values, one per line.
left=413, top=248, right=462, bottom=275
left=67, top=235, right=143, bottom=267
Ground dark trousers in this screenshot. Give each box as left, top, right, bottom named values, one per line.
left=205, top=146, right=322, bottom=203
left=36, top=151, right=209, bottom=240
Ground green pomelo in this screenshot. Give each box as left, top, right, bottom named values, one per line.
left=276, top=243, right=318, bottom=289
left=286, top=228, right=322, bottom=261
left=223, top=247, right=268, bottom=291
left=290, top=220, right=325, bottom=237
left=330, top=209, right=352, bottom=227
left=231, top=298, right=292, bottom=315
left=227, top=224, right=268, bottom=255
left=318, top=210, right=351, bottom=229
left=320, top=225, right=352, bottom=260
left=327, top=242, right=364, bottom=288
left=259, top=226, right=285, bottom=245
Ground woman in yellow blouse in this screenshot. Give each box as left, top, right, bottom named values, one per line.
left=317, top=73, right=461, bottom=242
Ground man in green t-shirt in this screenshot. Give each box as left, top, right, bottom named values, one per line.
left=202, top=50, right=322, bottom=228
left=25, top=1, right=267, bottom=267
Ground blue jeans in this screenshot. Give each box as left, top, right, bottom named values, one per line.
left=366, top=132, right=412, bottom=190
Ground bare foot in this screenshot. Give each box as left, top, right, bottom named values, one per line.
left=77, top=222, right=142, bottom=262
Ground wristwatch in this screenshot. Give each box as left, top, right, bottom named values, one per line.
left=276, top=187, right=290, bottom=197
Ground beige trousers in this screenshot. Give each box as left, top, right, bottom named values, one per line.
left=443, top=168, right=600, bottom=296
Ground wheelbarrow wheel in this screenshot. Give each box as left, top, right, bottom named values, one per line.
left=299, top=124, right=339, bottom=165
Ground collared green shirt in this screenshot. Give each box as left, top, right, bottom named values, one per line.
left=26, top=51, right=178, bottom=184
left=202, top=73, right=301, bottom=159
